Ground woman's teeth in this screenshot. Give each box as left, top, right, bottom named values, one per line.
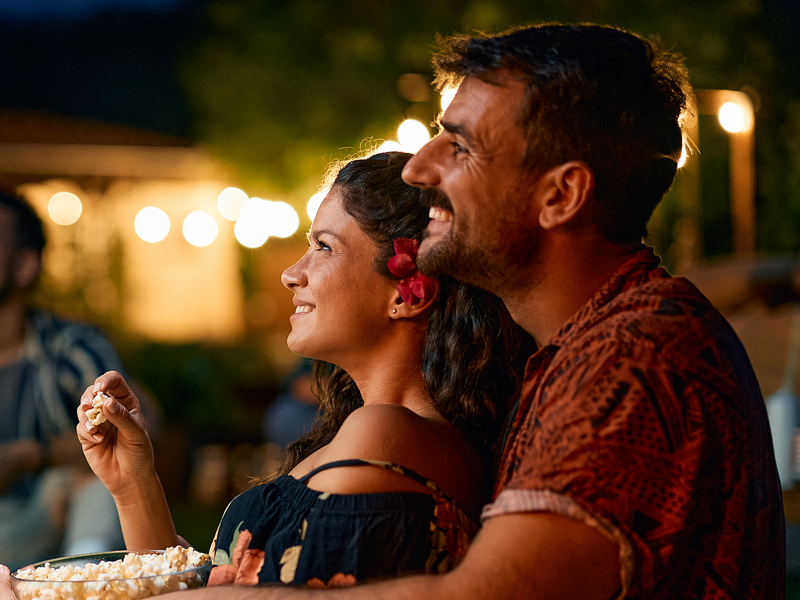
left=429, top=207, right=453, bottom=222
left=294, top=305, right=315, bottom=314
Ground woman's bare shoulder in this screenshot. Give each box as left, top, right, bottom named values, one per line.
left=302, top=405, right=483, bottom=504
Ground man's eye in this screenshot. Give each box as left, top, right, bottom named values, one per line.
left=450, top=141, right=466, bottom=154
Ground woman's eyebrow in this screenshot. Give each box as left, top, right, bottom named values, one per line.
left=308, top=228, right=345, bottom=244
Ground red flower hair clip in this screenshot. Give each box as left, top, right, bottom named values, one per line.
left=387, top=238, right=437, bottom=306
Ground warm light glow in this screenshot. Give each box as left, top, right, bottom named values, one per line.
left=183, top=211, right=219, bottom=247
left=307, top=192, right=326, bottom=221
left=398, top=119, right=431, bottom=153
left=374, top=140, right=404, bottom=154
left=235, top=198, right=271, bottom=248
left=441, top=88, right=457, bottom=111
left=135, top=207, right=171, bottom=243
left=217, top=187, right=249, bottom=221
left=48, top=192, right=82, bottom=225
left=718, top=102, right=746, bottom=133
left=269, top=201, right=300, bottom=238
left=677, top=145, right=687, bottom=168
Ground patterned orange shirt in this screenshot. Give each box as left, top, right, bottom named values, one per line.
left=484, top=246, right=785, bottom=599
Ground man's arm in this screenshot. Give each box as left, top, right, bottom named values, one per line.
left=172, top=512, right=621, bottom=600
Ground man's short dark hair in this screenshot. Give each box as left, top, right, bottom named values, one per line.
left=0, top=190, right=47, bottom=254
left=432, top=23, right=694, bottom=244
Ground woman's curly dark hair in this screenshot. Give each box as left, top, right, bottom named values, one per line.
left=279, top=152, right=532, bottom=475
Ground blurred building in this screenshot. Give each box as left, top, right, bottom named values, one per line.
left=0, top=108, right=271, bottom=344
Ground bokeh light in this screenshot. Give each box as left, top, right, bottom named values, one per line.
left=134, top=207, right=171, bottom=243
left=48, top=192, right=82, bottom=225
left=217, top=187, right=249, bottom=221
left=398, top=119, right=431, bottom=153
left=267, top=201, right=299, bottom=238
left=718, top=102, right=745, bottom=133
left=374, top=140, right=404, bottom=154
left=182, top=211, right=218, bottom=247
left=307, top=192, right=326, bottom=221
left=441, top=88, right=457, bottom=111
left=235, top=197, right=271, bottom=248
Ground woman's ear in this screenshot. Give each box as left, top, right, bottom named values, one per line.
left=388, top=280, right=441, bottom=320
left=538, top=161, right=594, bottom=230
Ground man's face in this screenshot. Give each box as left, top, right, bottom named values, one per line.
left=401, top=75, right=543, bottom=294
left=0, top=208, right=18, bottom=303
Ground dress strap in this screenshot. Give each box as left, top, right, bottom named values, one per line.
left=297, top=458, right=455, bottom=504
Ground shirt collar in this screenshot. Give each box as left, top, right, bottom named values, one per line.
left=547, top=245, right=664, bottom=349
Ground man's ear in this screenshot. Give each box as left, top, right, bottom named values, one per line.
left=538, top=161, right=594, bottom=231
left=14, top=250, right=41, bottom=289
left=388, top=280, right=441, bottom=320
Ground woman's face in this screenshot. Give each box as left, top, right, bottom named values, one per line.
left=281, top=188, right=398, bottom=364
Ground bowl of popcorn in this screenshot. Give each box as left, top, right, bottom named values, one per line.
left=11, top=546, right=210, bottom=600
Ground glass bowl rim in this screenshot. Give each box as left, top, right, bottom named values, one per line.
left=11, top=549, right=210, bottom=584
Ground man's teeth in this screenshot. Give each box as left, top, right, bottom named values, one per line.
left=295, top=305, right=315, bottom=314
left=429, top=207, right=453, bottom=222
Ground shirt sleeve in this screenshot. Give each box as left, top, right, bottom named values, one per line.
left=485, top=324, right=753, bottom=595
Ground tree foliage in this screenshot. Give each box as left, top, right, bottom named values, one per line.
left=178, top=0, right=800, bottom=253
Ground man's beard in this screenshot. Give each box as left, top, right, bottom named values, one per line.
left=417, top=188, right=541, bottom=295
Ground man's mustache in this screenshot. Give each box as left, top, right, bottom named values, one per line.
left=420, top=188, right=453, bottom=212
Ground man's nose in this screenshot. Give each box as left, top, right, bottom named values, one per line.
left=401, top=138, right=441, bottom=189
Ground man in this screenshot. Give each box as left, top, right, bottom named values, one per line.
left=0, top=191, right=125, bottom=568
left=0, top=23, right=785, bottom=599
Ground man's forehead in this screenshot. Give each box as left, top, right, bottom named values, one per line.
left=442, top=76, right=527, bottom=139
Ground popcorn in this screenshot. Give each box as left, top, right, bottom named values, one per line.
left=12, top=547, right=209, bottom=600
left=86, top=392, right=110, bottom=426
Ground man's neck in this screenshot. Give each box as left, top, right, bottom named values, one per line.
left=502, top=238, right=642, bottom=347
left=0, top=298, right=27, bottom=367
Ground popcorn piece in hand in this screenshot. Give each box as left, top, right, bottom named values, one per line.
left=86, top=392, right=110, bottom=426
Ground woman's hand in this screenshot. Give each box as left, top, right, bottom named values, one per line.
left=0, top=565, right=14, bottom=600
left=77, top=371, right=157, bottom=500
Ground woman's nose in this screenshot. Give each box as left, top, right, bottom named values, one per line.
left=281, top=255, right=308, bottom=289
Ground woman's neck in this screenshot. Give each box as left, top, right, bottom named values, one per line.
left=339, top=326, right=434, bottom=412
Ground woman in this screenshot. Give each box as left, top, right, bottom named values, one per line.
left=73, top=152, right=528, bottom=587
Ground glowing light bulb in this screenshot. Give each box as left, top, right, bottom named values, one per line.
left=135, top=207, right=171, bottom=243
left=718, top=102, right=745, bottom=133
left=217, top=187, right=249, bottom=221
left=269, top=202, right=300, bottom=238
left=182, top=211, right=218, bottom=247
left=235, top=198, right=271, bottom=248
left=374, top=140, right=404, bottom=154
left=398, top=119, right=431, bottom=153
left=48, top=192, right=82, bottom=225
left=307, top=192, right=326, bottom=221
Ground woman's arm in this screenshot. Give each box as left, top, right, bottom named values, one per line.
left=77, top=371, right=178, bottom=550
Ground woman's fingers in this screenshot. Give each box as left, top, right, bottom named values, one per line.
left=0, top=564, right=13, bottom=600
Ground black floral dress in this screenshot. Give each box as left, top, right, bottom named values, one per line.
left=207, top=459, right=477, bottom=588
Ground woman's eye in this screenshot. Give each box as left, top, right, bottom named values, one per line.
left=315, top=237, right=331, bottom=251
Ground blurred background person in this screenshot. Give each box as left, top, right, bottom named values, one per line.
left=261, top=358, right=319, bottom=450
left=0, top=190, right=125, bottom=569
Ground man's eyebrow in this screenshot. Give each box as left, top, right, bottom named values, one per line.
left=438, top=116, right=472, bottom=143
